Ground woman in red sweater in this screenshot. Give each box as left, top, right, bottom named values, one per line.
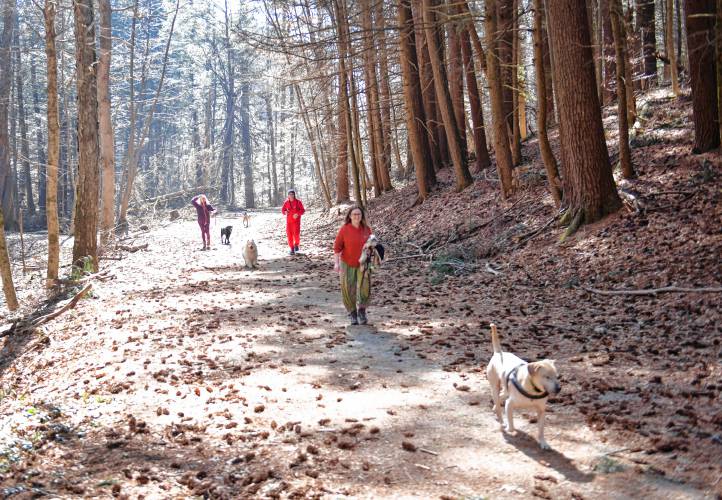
left=333, top=206, right=372, bottom=325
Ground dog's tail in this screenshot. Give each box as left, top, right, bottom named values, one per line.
left=490, top=323, right=503, bottom=355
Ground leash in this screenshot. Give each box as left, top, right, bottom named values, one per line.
left=505, top=365, right=549, bottom=399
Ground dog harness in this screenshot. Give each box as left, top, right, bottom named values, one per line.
left=506, top=365, right=549, bottom=399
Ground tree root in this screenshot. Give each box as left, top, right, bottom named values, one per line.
left=560, top=209, right=584, bottom=242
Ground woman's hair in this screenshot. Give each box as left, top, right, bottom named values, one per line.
left=199, top=194, right=207, bottom=205
left=344, top=205, right=368, bottom=227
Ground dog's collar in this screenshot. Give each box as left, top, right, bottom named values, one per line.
left=507, top=365, right=549, bottom=400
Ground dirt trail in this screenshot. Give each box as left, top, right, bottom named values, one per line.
left=0, top=210, right=712, bottom=499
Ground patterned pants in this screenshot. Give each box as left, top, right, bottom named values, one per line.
left=340, top=262, right=371, bottom=313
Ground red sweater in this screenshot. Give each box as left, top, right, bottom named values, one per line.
left=334, top=223, right=372, bottom=268
left=281, top=198, right=305, bottom=221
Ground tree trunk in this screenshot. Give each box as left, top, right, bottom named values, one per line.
left=610, top=0, right=635, bottom=179
left=72, top=0, right=100, bottom=271
left=398, top=0, right=435, bottom=201
left=546, top=0, right=621, bottom=227
left=0, top=0, right=14, bottom=227
left=601, top=0, right=617, bottom=104
left=98, top=0, right=114, bottom=245
left=497, top=0, right=520, bottom=164
left=459, top=15, right=491, bottom=171
left=533, top=0, right=562, bottom=206
left=510, top=0, right=522, bottom=164
left=30, top=56, right=46, bottom=215
left=374, top=0, right=396, bottom=184
left=542, top=6, right=556, bottom=125
left=240, top=81, right=254, bottom=208
left=362, top=0, right=383, bottom=197
left=335, top=71, right=350, bottom=204
left=685, top=0, right=720, bottom=152
left=0, top=0, right=16, bottom=309
left=412, top=0, right=445, bottom=172
left=638, top=0, right=657, bottom=86
left=14, top=25, right=34, bottom=216
left=485, top=0, right=515, bottom=198
left=448, top=10, right=467, bottom=157
left=667, top=0, right=681, bottom=95
left=421, top=0, right=472, bottom=192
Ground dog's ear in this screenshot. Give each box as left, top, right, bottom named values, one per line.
left=528, top=362, right=540, bottom=377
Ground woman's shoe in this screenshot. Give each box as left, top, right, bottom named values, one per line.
left=349, top=311, right=358, bottom=325
left=294, top=245, right=299, bottom=252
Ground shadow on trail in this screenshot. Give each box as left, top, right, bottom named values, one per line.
left=503, top=429, right=595, bottom=484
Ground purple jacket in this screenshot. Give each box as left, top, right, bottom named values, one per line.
left=191, top=195, right=215, bottom=226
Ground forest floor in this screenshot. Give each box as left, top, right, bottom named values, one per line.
left=0, top=86, right=720, bottom=499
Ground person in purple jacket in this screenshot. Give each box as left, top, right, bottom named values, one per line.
left=191, top=194, right=216, bottom=250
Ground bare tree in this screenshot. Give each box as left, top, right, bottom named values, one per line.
left=98, top=0, right=115, bottom=244
left=44, top=0, right=59, bottom=288
left=72, top=0, right=100, bottom=270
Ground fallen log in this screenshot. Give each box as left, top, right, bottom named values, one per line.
left=32, top=284, right=93, bottom=327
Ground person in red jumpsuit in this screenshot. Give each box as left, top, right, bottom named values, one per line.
left=281, top=189, right=305, bottom=255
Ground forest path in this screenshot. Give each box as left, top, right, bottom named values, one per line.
left=0, top=210, right=710, bottom=498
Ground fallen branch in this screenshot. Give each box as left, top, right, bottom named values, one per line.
left=53, top=270, right=112, bottom=286
left=419, top=448, right=439, bottom=456
left=582, top=285, right=722, bottom=296
left=117, top=243, right=148, bottom=253
left=31, top=284, right=93, bottom=327
left=511, top=214, right=560, bottom=249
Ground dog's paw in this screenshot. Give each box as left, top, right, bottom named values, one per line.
left=539, top=440, right=551, bottom=450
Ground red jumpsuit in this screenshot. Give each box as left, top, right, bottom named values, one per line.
left=281, top=198, right=305, bottom=249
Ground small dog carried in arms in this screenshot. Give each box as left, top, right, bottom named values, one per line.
left=220, top=225, right=233, bottom=245
left=243, top=239, right=258, bottom=269
left=358, top=234, right=385, bottom=274
left=486, top=323, right=561, bottom=449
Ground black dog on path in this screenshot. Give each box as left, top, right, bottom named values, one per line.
left=220, top=225, right=233, bottom=245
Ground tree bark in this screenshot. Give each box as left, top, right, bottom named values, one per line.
left=485, top=0, right=515, bottom=198
left=510, top=0, right=522, bottom=164
left=546, top=0, right=621, bottom=226
left=421, top=0, right=472, bottom=192
left=0, top=0, right=14, bottom=226
left=638, top=0, right=657, bottom=86
left=413, top=0, right=446, bottom=172
left=374, top=0, right=396, bottom=183
left=0, top=0, right=16, bottom=309
left=98, top=0, right=114, bottom=245
left=601, top=0, right=617, bottom=104
left=532, top=0, right=562, bottom=206
left=459, top=11, right=491, bottom=171
left=362, top=0, right=383, bottom=197
left=30, top=55, right=46, bottom=215
left=398, top=0, right=435, bottom=201
left=72, top=0, right=100, bottom=271
left=610, top=0, right=635, bottom=179
left=447, top=9, right=467, bottom=156
left=667, top=0, right=681, bottom=95
left=44, top=0, right=59, bottom=288
left=685, top=0, right=720, bottom=152
left=498, top=0, right=515, bottom=152
left=14, top=25, right=34, bottom=215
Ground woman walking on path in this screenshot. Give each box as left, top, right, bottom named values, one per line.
left=281, top=189, right=305, bottom=255
left=191, top=194, right=216, bottom=250
left=333, top=206, right=373, bottom=325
